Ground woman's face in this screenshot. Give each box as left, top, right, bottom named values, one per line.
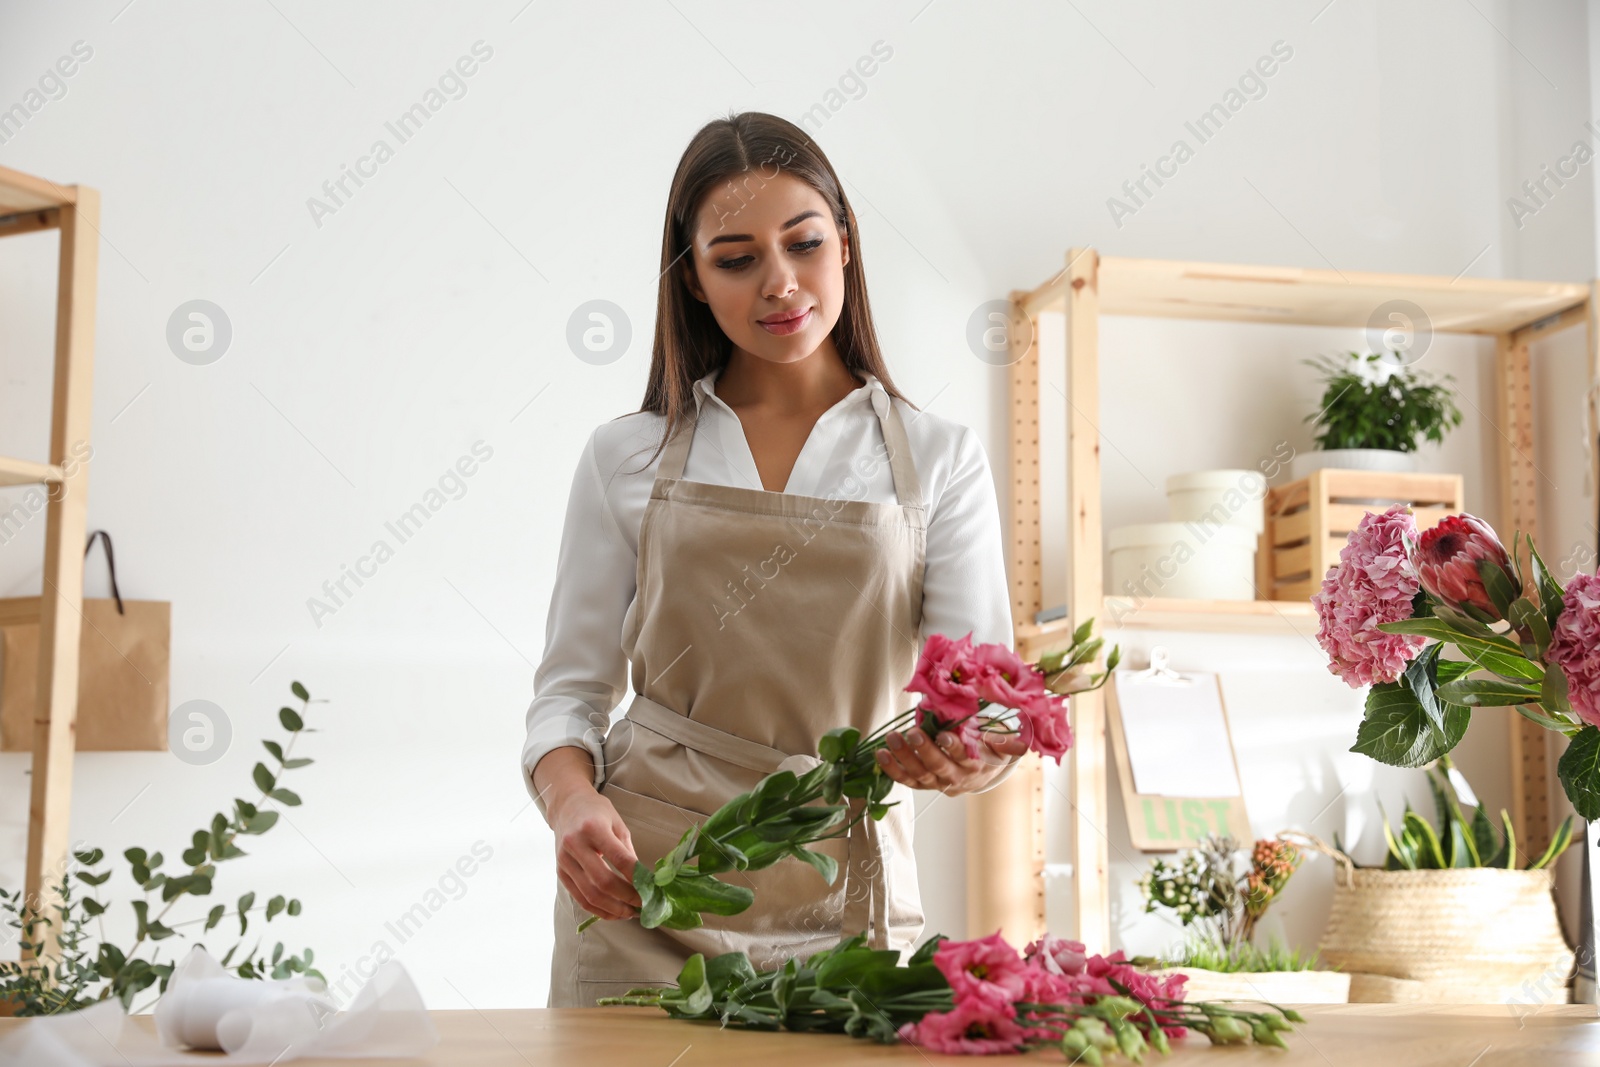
left=683, top=169, right=849, bottom=367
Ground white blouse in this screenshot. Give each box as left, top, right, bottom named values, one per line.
left=521, top=367, right=1015, bottom=801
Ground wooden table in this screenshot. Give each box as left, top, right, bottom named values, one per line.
left=4, top=1003, right=1600, bottom=1065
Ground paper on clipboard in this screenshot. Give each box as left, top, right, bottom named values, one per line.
left=1112, top=670, right=1241, bottom=798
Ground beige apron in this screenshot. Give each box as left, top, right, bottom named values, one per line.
left=548, top=386, right=929, bottom=1007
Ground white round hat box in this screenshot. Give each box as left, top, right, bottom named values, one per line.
left=1165, top=469, right=1267, bottom=537
left=1107, top=521, right=1258, bottom=601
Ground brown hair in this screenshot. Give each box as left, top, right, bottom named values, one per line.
left=624, top=110, right=915, bottom=473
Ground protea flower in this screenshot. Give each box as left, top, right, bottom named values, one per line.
left=1412, top=513, right=1515, bottom=619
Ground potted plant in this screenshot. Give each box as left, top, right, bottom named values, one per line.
left=1131, top=833, right=1351, bottom=1003
left=1298, top=755, right=1576, bottom=1003
left=1290, top=350, right=1464, bottom=480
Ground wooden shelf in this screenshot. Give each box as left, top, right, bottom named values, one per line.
left=0, top=455, right=64, bottom=488
left=1021, top=255, right=1590, bottom=336
left=0, top=163, right=74, bottom=216
left=1016, top=598, right=1316, bottom=659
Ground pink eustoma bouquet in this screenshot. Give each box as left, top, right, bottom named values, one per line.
left=578, top=620, right=1119, bottom=934
left=1313, top=505, right=1600, bottom=817
left=604, top=928, right=1301, bottom=1058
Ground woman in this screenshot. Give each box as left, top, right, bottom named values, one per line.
left=524, top=111, right=1021, bottom=1008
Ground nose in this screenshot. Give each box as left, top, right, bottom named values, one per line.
left=760, top=259, right=798, bottom=301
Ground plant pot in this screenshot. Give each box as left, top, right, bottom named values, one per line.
left=1289, top=447, right=1416, bottom=482
left=1165, top=469, right=1267, bottom=537
left=1107, top=522, right=1258, bottom=601
left=1149, top=967, right=1351, bottom=1004
left=1317, top=865, right=1573, bottom=1003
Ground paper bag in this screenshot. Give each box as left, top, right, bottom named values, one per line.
left=0, top=530, right=170, bottom=751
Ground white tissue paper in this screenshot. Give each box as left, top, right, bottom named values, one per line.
left=0, top=943, right=438, bottom=1066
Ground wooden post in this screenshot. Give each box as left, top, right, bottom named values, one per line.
left=23, top=186, right=98, bottom=964
left=968, top=289, right=1046, bottom=943
left=1495, top=328, right=1551, bottom=865
left=1064, top=248, right=1110, bottom=952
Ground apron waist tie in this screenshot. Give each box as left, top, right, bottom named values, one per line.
left=621, top=693, right=890, bottom=949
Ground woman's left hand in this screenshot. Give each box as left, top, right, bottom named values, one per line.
left=875, top=725, right=1028, bottom=795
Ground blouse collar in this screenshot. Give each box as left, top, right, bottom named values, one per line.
left=692, top=365, right=887, bottom=419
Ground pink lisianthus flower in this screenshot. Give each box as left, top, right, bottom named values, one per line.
left=1412, top=513, right=1515, bottom=619
left=1023, top=934, right=1088, bottom=977
left=1015, top=690, right=1073, bottom=762
left=1548, top=572, right=1600, bottom=728
left=1312, top=504, right=1428, bottom=687
left=896, top=1000, right=1027, bottom=1055
left=1085, top=951, right=1190, bottom=1040
left=907, top=631, right=984, bottom=725
left=972, top=643, right=1049, bottom=706
left=933, top=930, right=1030, bottom=1009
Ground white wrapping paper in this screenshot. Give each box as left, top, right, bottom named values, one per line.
left=0, top=944, right=437, bottom=1066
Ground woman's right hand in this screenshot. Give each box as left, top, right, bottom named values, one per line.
left=542, top=760, right=642, bottom=922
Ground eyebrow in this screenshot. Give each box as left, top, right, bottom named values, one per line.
left=705, top=210, right=823, bottom=248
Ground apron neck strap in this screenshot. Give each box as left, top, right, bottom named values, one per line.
left=655, top=390, right=925, bottom=510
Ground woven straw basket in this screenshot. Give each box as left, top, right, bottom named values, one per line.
left=1285, top=832, right=1574, bottom=1003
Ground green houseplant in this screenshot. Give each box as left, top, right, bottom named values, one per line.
left=0, top=681, right=323, bottom=1016
left=1291, top=350, right=1464, bottom=479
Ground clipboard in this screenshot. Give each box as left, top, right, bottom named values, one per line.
left=1104, top=647, right=1250, bottom=851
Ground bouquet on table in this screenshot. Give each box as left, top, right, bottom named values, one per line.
left=1312, top=506, right=1600, bottom=816
left=603, top=929, right=1303, bottom=1059
left=578, top=620, right=1120, bottom=934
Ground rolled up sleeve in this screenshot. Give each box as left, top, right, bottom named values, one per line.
left=521, top=427, right=636, bottom=819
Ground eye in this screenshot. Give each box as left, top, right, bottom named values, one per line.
left=715, top=238, right=825, bottom=270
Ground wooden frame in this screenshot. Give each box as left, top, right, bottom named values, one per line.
left=971, top=250, right=1598, bottom=952
left=0, top=163, right=98, bottom=966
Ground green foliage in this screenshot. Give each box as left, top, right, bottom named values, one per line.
left=1139, top=934, right=1322, bottom=974
left=0, top=682, right=323, bottom=1015
left=1371, top=755, right=1575, bottom=871
left=1303, top=351, right=1463, bottom=453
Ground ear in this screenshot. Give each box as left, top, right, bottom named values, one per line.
left=839, top=228, right=850, bottom=271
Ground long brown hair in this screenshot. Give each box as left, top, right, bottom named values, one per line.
left=625, top=110, right=915, bottom=473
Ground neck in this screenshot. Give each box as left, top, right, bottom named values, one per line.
left=714, top=343, right=864, bottom=415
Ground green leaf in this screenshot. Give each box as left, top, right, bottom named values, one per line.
left=287, top=899, right=302, bottom=916
left=1531, top=815, right=1576, bottom=870
left=789, top=846, right=840, bottom=886
left=280, top=707, right=304, bottom=732
left=269, top=788, right=301, bottom=807
left=266, top=895, right=285, bottom=921
left=1494, top=809, right=1516, bottom=868
left=263, top=740, right=285, bottom=762
left=124, top=847, right=147, bottom=867
left=283, top=758, right=313, bottom=769
left=1508, top=598, right=1553, bottom=657
left=205, top=904, right=225, bottom=931
left=73, top=848, right=104, bottom=866
left=1543, top=667, right=1573, bottom=716
left=1478, top=559, right=1520, bottom=619
left=82, top=897, right=106, bottom=916
left=253, top=763, right=276, bottom=793
left=1470, top=804, right=1499, bottom=865
left=290, top=681, right=309, bottom=701
left=1528, top=541, right=1567, bottom=633
left=1377, top=617, right=1522, bottom=657
left=1404, top=810, right=1446, bottom=868
left=246, top=811, right=279, bottom=834
left=238, top=892, right=255, bottom=934
left=1558, top=727, right=1600, bottom=820
left=1437, top=677, right=1542, bottom=708
left=671, top=874, right=756, bottom=916
left=1352, top=657, right=1468, bottom=768
left=75, top=868, right=111, bottom=886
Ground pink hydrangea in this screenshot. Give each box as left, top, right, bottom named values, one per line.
left=896, top=1000, right=1027, bottom=1054
left=1548, top=572, right=1600, bottom=728
left=1312, top=504, right=1428, bottom=687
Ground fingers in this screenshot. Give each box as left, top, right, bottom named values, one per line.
left=877, top=728, right=977, bottom=794
left=558, top=815, right=642, bottom=918
left=983, top=731, right=1030, bottom=758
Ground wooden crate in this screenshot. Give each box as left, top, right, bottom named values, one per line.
left=1261, top=469, right=1465, bottom=601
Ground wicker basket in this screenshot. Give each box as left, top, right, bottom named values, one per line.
left=1286, top=832, right=1575, bottom=1003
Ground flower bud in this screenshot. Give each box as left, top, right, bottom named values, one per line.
left=1205, top=1015, right=1251, bottom=1045
left=1413, top=514, right=1515, bottom=619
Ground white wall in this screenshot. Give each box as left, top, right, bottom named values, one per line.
left=0, top=0, right=1595, bottom=1008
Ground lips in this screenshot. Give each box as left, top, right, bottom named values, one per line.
left=757, top=307, right=812, bottom=336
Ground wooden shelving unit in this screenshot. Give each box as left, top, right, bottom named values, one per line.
left=0, top=163, right=99, bottom=966
left=965, top=250, right=1598, bottom=955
